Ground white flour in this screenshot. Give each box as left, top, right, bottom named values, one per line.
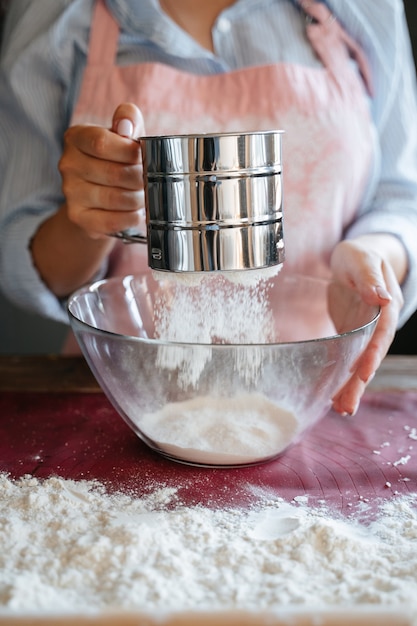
left=153, top=264, right=282, bottom=288
left=1, top=473, right=417, bottom=617
left=138, top=392, right=298, bottom=465
left=146, top=269, right=289, bottom=465
left=153, top=270, right=278, bottom=388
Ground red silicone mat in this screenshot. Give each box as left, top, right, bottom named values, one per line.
left=1, top=390, right=416, bottom=516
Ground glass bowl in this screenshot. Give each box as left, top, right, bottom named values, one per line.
left=67, top=270, right=379, bottom=467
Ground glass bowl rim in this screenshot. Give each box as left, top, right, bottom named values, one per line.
left=67, top=275, right=381, bottom=349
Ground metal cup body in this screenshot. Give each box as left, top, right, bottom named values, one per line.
left=141, top=131, right=285, bottom=272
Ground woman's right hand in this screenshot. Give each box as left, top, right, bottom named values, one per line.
left=59, top=102, right=146, bottom=239
left=31, top=104, right=146, bottom=298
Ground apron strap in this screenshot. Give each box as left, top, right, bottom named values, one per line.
left=87, top=0, right=120, bottom=66
left=298, top=0, right=373, bottom=96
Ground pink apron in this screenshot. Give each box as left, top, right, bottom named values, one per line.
left=65, top=0, right=374, bottom=353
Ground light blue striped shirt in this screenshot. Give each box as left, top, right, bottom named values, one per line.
left=1, top=0, right=417, bottom=324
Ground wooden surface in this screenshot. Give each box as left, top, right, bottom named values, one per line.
left=0, top=354, right=100, bottom=392
left=368, top=355, right=417, bottom=390
left=0, top=354, right=415, bottom=393
left=0, top=608, right=413, bottom=626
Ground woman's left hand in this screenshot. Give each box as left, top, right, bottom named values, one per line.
left=329, top=235, right=405, bottom=416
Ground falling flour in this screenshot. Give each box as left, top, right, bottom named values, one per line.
left=90, top=267, right=294, bottom=468
left=142, top=267, right=292, bottom=466
left=153, top=264, right=283, bottom=288
left=1, top=473, right=417, bottom=618
left=138, top=392, right=298, bottom=465
left=153, top=267, right=280, bottom=388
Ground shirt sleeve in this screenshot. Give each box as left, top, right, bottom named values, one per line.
left=336, top=0, right=417, bottom=327
left=0, top=1, right=95, bottom=324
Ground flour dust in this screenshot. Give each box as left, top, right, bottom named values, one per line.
left=1, top=474, right=417, bottom=617
left=152, top=266, right=281, bottom=387
left=139, top=266, right=292, bottom=465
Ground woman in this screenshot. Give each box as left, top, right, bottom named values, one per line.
left=0, top=0, right=416, bottom=415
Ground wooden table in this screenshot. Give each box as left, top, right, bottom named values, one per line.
left=367, top=355, right=417, bottom=390
left=0, top=354, right=100, bottom=393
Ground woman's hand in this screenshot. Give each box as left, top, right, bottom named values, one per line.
left=329, top=235, right=406, bottom=416
left=31, top=103, right=146, bottom=298
left=59, top=102, right=146, bottom=239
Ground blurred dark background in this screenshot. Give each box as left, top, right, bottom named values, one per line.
left=0, top=1, right=416, bottom=354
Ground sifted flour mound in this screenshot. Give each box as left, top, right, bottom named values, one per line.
left=1, top=474, right=417, bottom=616
left=138, top=392, right=298, bottom=465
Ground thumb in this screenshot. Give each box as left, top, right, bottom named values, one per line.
left=111, top=102, right=146, bottom=139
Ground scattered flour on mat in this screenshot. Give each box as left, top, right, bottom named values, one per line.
left=1, top=473, right=417, bottom=614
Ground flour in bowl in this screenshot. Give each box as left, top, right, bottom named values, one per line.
left=137, top=392, right=298, bottom=465
left=147, top=269, right=291, bottom=465
left=1, top=473, right=417, bottom=617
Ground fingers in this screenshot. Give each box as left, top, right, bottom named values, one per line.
left=331, top=375, right=366, bottom=417
left=331, top=315, right=384, bottom=417
left=331, top=277, right=402, bottom=416
left=66, top=206, right=145, bottom=240
left=62, top=123, right=141, bottom=166
left=331, top=241, right=391, bottom=306
left=61, top=146, right=142, bottom=190
left=59, top=103, right=147, bottom=239
left=329, top=240, right=405, bottom=416
left=331, top=237, right=406, bottom=306
left=65, top=178, right=145, bottom=216
left=111, top=102, right=146, bottom=139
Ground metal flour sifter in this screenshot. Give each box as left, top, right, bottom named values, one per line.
left=113, top=130, right=285, bottom=273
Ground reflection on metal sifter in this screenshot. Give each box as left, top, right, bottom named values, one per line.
left=116, top=130, right=285, bottom=273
